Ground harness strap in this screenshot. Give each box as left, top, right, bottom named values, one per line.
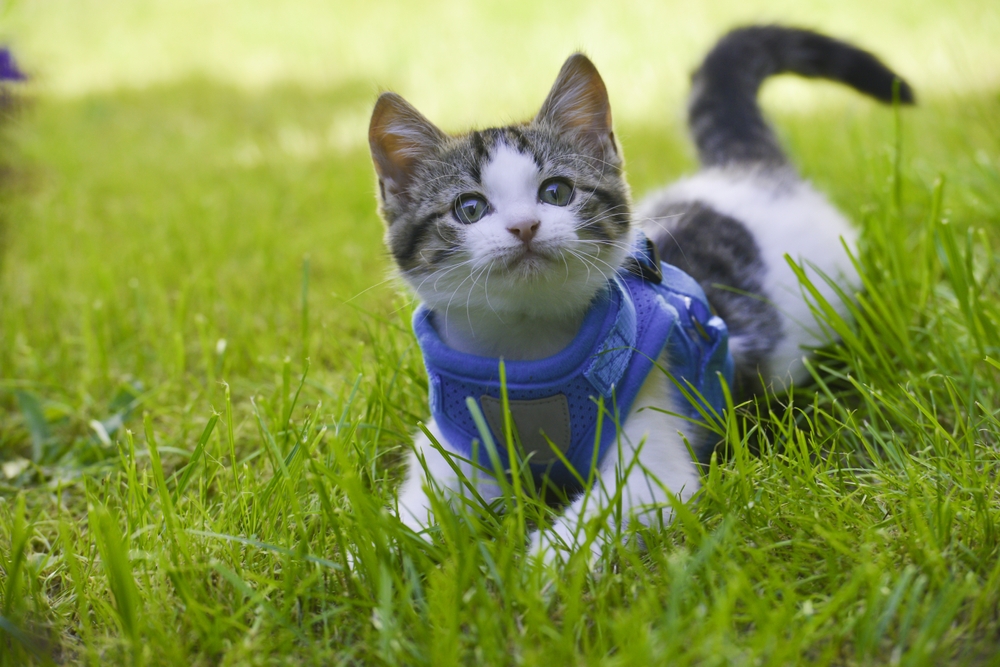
left=583, top=277, right=636, bottom=396
left=413, top=234, right=733, bottom=488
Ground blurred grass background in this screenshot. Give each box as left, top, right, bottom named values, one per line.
left=5, top=0, right=1000, bottom=117
left=1, top=0, right=997, bottom=393
left=1, top=0, right=1000, bottom=664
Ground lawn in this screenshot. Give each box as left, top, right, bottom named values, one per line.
left=2, top=1, right=1000, bottom=664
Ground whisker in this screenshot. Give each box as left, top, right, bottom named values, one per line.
left=564, top=247, right=639, bottom=307
left=465, top=260, right=493, bottom=329
left=482, top=259, right=504, bottom=322
left=442, top=258, right=493, bottom=338
left=563, top=248, right=594, bottom=287
left=641, top=215, right=693, bottom=270
left=342, top=274, right=400, bottom=304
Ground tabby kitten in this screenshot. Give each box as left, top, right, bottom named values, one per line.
left=367, top=26, right=913, bottom=563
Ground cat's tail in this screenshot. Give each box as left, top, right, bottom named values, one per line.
left=688, top=26, right=914, bottom=168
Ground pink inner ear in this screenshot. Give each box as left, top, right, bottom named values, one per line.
left=536, top=54, right=613, bottom=141
left=369, top=92, right=446, bottom=197
left=372, top=125, right=418, bottom=183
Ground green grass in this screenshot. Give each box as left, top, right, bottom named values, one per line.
left=2, top=1, right=1000, bottom=664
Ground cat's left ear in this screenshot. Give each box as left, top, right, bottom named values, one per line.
left=535, top=54, right=618, bottom=162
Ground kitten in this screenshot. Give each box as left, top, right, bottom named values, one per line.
left=367, top=26, right=913, bottom=563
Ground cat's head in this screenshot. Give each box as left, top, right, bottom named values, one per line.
left=368, top=54, right=633, bottom=322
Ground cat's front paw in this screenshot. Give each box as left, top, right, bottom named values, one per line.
left=397, top=505, right=436, bottom=544
left=528, top=522, right=604, bottom=569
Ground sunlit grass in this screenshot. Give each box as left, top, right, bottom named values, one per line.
left=5, top=0, right=1000, bottom=119
left=2, top=1, right=1000, bottom=664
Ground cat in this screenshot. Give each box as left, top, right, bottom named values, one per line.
left=367, top=26, right=913, bottom=564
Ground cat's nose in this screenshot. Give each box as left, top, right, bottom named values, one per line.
left=507, top=220, right=540, bottom=244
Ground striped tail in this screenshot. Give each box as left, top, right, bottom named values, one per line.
left=688, top=26, right=915, bottom=168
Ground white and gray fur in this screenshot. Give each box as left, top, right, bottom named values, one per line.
left=642, top=26, right=914, bottom=405
left=367, top=26, right=913, bottom=564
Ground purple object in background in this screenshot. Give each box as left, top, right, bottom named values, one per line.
left=0, top=48, right=26, bottom=81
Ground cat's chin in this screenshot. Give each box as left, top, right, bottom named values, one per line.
left=493, top=242, right=617, bottom=282
left=496, top=251, right=555, bottom=279
left=409, top=243, right=625, bottom=326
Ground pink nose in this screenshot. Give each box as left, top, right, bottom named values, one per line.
left=507, top=220, right=540, bottom=244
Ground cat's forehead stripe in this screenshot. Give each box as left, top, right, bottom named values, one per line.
left=470, top=131, right=488, bottom=166
left=504, top=126, right=533, bottom=155
left=463, top=127, right=545, bottom=181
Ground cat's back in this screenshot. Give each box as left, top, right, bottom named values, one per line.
left=638, top=167, right=858, bottom=276
left=638, top=168, right=860, bottom=395
left=636, top=26, right=911, bottom=397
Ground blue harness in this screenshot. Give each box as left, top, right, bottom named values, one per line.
left=413, top=236, right=734, bottom=489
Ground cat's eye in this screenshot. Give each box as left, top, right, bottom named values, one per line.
left=454, top=194, right=489, bottom=224
left=539, top=178, right=574, bottom=207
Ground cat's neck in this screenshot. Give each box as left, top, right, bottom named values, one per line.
left=436, top=306, right=588, bottom=361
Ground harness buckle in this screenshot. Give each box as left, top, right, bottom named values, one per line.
left=622, top=234, right=663, bottom=284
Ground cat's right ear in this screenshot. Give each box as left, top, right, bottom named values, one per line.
left=369, top=92, right=446, bottom=205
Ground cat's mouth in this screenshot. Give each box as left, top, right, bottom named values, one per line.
left=495, top=246, right=558, bottom=276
